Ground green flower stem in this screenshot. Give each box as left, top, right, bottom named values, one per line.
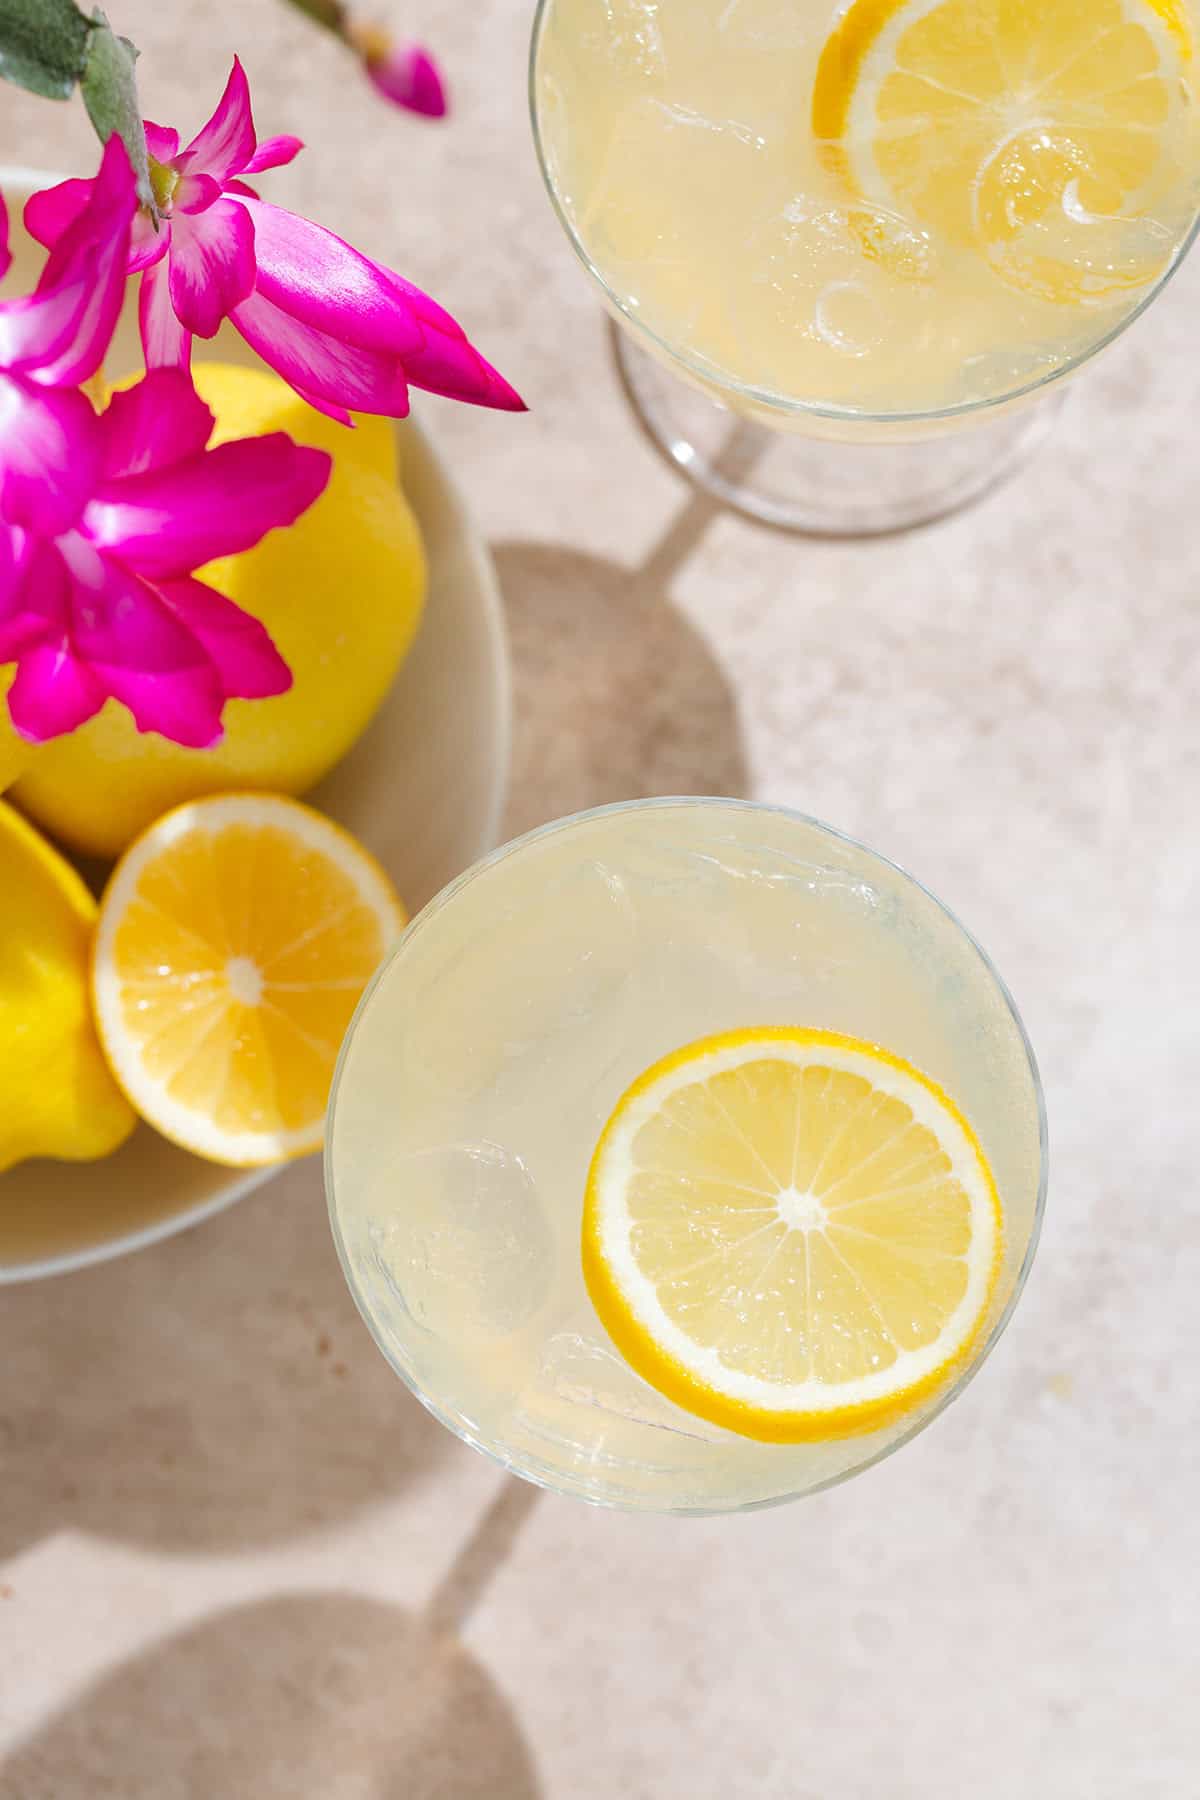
left=280, top=0, right=349, bottom=37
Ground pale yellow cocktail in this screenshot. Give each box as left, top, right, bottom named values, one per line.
left=327, top=802, right=1046, bottom=1512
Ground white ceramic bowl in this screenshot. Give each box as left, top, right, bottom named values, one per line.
left=0, top=171, right=511, bottom=1282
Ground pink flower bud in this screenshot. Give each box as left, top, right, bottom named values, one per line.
left=363, top=38, right=448, bottom=118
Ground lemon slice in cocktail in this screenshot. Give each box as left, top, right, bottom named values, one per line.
left=813, top=0, right=1195, bottom=303
left=584, top=1027, right=1002, bottom=1443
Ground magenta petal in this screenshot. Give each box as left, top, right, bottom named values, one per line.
left=0, top=377, right=102, bottom=535
left=405, top=329, right=527, bottom=412
left=139, top=258, right=193, bottom=370
left=144, top=121, right=181, bottom=164
left=0, top=192, right=9, bottom=281
left=174, top=172, right=223, bottom=215
left=7, top=640, right=106, bottom=741
left=178, top=58, right=258, bottom=184
left=23, top=178, right=92, bottom=252
left=0, top=521, right=25, bottom=613
left=102, top=660, right=225, bottom=746
left=371, top=267, right=526, bottom=411
left=38, top=138, right=134, bottom=291
left=367, top=43, right=449, bottom=119
left=244, top=134, right=304, bottom=175
left=157, top=575, right=292, bottom=699
left=3, top=138, right=137, bottom=386
left=288, top=385, right=353, bottom=426
left=34, top=138, right=136, bottom=382
left=374, top=265, right=462, bottom=341
left=0, top=531, right=67, bottom=660
left=86, top=434, right=331, bottom=576
left=168, top=200, right=256, bottom=338
left=0, top=277, right=92, bottom=378
left=66, top=562, right=225, bottom=746
left=231, top=288, right=411, bottom=417
left=99, top=369, right=215, bottom=479
left=129, top=210, right=170, bottom=273
left=238, top=199, right=422, bottom=356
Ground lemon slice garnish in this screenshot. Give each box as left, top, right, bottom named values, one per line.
left=583, top=1027, right=1002, bottom=1443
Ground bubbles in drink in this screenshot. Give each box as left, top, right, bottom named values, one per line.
left=593, top=0, right=665, bottom=78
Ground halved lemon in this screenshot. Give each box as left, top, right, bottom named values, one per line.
left=92, top=794, right=406, bottom=1167
left=583, top=1027, right=1002, bottom=1443
left=812, top=0, right=1194, bottom=303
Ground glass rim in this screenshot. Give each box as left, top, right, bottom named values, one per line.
left=326, top=795, right=1049, bottom=1514
left=527, top=0, right=1200, bottom=431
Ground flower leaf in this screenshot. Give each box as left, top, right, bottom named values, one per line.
left=81, top=12, right=155, bottom=215
left=0, top=0, right=91, bottom=100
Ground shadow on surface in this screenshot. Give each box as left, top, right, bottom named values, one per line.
left=0, top=1161, right=453, bottom=1560
left=0, top=1590, right=542, bottom=1800
left=496, top=504, right=750, bottom=837
left=425, top=1477, right=543, bottom=1641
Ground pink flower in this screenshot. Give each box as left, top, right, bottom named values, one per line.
left=1, top=138, right=137, bottom=537
left=361, top=38, right=448, bottom=119
left=0, top=369, right=330, bottom=747
left=26, top=58, right=523, bottom=425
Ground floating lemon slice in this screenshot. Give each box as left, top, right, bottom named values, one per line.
left=583, top=1027, right=1002, bottom=1443
left=92, top=794, right=406, bottom=1167
left=812, top=0, right=1194, bottom=304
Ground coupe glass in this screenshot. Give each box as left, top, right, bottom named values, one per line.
left=327, top=799, right=1047, bottom=1513
left=530, top=0, right=1200, bottom=534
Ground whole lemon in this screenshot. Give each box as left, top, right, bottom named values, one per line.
left=0, top=801, right=135, bottom=1173
left=12, top=363, right=426, bottom=859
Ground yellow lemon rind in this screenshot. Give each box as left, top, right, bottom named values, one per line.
left=0, top=802, right=137, bottom=1172
left=583, top=1025, right=1003, bottom=1445
left=814, top=0, right=1192, bottom=148
left=0, top=799, right=97, bottom=924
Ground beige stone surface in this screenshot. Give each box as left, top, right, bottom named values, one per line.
left=2, top=1, right=1199, bottom=1794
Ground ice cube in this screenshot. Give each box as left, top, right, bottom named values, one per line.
left=714, top=0, right=818, bottom=49
left=576, top=93, right=766, bottom=310
left=399, top=854, right=639, bottom=1105
left=533, top=1331, right=728, bottom=1442
left=363, top=1140, right=554, bottom=1344
left=728, top=198, right=939, bottom=401
left=510, top=1327, right=737, bottom=1498
left=591, top=0, right=666, bottom=79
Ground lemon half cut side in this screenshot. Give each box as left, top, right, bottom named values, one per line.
left=92, top=793, right=406, bottom=1167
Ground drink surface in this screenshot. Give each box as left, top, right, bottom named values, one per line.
left=329, top=801, right=1044, bottom=1511
left=533, top=0, right=1200, bottom=418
